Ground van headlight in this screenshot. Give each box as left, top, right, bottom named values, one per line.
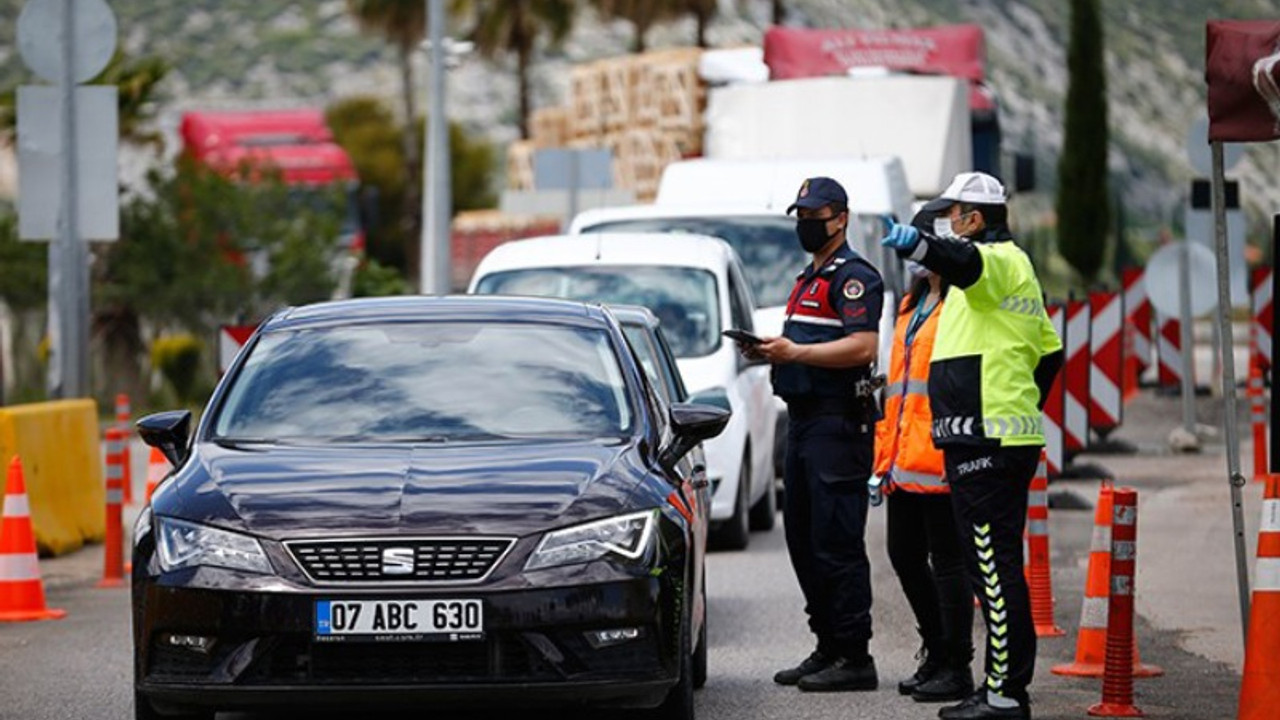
left=156, top=516, right=273, bottom=574
left=526, top=510, right=657, bottom=571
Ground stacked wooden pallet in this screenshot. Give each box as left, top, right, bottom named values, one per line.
left=509, top=47, right=706, bottom=202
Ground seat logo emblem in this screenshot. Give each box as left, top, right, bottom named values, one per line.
left=381, top=547, right=415, bottom=575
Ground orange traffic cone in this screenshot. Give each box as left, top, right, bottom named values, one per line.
left=144, top=447, right=169, bottom=505
left=1053, top=482, right=1162, bottom=678
left=1238, top=475, right=1280, bottom=718
left=0, top=456, right=67, bottom=622
left=1026, top=449, right=1064, bottom=637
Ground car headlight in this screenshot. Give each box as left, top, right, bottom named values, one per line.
left=156, top=516, right=273, bottom=574
left=526, top=510, right=657, bottom=571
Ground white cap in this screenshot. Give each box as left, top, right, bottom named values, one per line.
left=939, top=172, right=1007, bottom=205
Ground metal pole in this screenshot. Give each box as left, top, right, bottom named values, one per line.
left=420, top=0, right=451, bottom=294
left=52, top=0, right=85, bottom=398
left=1177, top=239, right=1196, bottom=436
left=1211, top=141, right=1251, bottom=645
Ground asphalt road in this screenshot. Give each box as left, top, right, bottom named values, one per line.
left=0, top=463, right=1242, bottom=720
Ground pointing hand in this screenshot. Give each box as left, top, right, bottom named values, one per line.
left=880, top=223, right=921, bottom=252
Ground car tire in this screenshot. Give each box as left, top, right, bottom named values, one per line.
left=135, top=693, right=212, bottom=720
left=747, top=461, right=777, bottom=532
left=651, top=600, right=696, bottom=720
left=692, top=578, right=708, bottom=690
left=711, top=457, right=750, bottom=551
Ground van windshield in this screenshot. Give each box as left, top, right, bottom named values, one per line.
left=582, top=214, right=887, bottom=308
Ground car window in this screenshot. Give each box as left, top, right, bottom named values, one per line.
left=581, top=216, right=802, bottom=308
left=727, top=262, right=755, bottom=334
left=211, top=322, right=634, bottom=442
left=651, top=325, right=689, bottom=402
left=622, top=324, right=675, bottom=405
left=474, top=266, right=721, bottom=359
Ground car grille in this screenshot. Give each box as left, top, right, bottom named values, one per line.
left=285, top=537, right=515, bottom=584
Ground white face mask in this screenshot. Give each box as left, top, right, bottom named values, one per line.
left=905, top=260, right=930, bottom=279
left=933, top=217, right=957, bottom=239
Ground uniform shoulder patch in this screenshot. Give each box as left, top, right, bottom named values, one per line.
left=842, top=279, right=865, bottom=300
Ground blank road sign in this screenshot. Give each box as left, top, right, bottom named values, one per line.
left=17, top=85, right=119, bottom=241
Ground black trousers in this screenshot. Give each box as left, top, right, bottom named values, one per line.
left=943, top=444, right=1040, bottom=703
left=783, top=414, right=873, bottom=661
left=886, top=489, right=974, bottom=664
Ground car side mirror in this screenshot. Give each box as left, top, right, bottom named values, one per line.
left=137, top=410, right=193, bottom=468
left=659, top=402, right=731, bottom=470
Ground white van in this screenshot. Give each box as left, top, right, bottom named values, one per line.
left=468, top=233, right=778, bottom=550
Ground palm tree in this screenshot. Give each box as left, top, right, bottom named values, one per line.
left=468, top=0, right=577, bottom=139
left=685, top=0, right=718, bottom=47
left=345, top=0, right=428, bottom=197
left=772, top=0, right=786, bottom=25
left=592, top=0, right=683, bottom=52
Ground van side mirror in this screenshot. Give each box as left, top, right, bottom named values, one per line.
left=659, top=402, right=731, bottom=470
left=137, top=410, right=193, bottom=468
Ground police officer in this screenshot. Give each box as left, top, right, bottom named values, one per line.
left=740, top=177, right=884, bottom=692
left=881, top=172, right=1063, bottom=720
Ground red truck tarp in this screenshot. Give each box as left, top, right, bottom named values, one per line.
left=763, top=24, right=994, bottom=111
left=180, top=109, right=356, bottom=185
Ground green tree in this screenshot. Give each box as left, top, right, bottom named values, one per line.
left=468, top=0, right=577, bottom=139
left=592, top=0, right=682, bottom=52
left=1056, top=0, right=1110, bottom=285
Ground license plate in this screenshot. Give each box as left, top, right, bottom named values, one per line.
left=314, top=599, right=483, bottom=643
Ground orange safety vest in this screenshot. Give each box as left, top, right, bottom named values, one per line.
left=874, top=292, right=947, bottom=494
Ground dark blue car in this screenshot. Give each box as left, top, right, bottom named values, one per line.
left=131, top=295, right=728, bottom=720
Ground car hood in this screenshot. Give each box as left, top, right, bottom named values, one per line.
left=170, top=440, right=647, bottom=540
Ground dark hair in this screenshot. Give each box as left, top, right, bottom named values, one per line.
left=901, top=274, right=950, bottom=316
left=960, top=202, right=1007, bottom=228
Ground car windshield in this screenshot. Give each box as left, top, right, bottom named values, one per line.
left=581, top=215, right=886, bottom=307
left=211, top=321, right=634, bottom=442
left=474, top=266, right=720, bottom=358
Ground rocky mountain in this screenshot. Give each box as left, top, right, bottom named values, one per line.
left=2, top=0, right=1278, bottom=230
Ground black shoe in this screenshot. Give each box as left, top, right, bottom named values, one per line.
left=898, top=650, right=944, bottom=695
left=773, top=651, right=832, bottom=686
left=796, top=656, right=878, bottom=692
left=938, top=690, right=1030, bottom=720
left=912, top=664, right=975, bottom=703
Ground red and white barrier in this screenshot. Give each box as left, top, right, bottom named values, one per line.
left=1044, top=303, right=1067, bottom=476
left=218, top=325, right=258, bottom=375
left=1065, top=299, right=1092, bottom=453
left=1155, top=312, right=1187, bottom=391
left=1121, top=268, right=1151, bottom=399
left=1089, top=290, right=1124, bottom=437
left=1252, top=267, right=1273, bottom=375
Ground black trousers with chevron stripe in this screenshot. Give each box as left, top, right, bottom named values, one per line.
left=943, top=444, right=1040, bottom=704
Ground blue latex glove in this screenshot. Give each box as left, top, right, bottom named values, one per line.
left=880, top=220, right=921, bottom=252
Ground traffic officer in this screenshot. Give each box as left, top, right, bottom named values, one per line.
left=874, top=205, right=974, bottom=705
left=738, top=176, right=884, bottom=692
left=880, top=172, right=1063, bottom=720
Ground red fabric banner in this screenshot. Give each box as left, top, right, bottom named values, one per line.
left=1206, top=20, right=1280, bottom=142
left=764, top=24, right=986, bottom=82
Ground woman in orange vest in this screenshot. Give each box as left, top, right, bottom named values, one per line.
left=874, top=209, right=974, bottom=704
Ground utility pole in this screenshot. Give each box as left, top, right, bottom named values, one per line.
left=420, top=0, right=452, bottom=294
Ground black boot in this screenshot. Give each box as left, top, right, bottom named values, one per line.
left=898, top=645, right=944, bottom=695
left=772, top=650, right=833, bottom=686
left=796, top=655, right=878, bottom=692
left=938, top=689, right=1031, bottom=720
left=911, top=661, right=974, bottom=703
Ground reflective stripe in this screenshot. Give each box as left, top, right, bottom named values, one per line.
left=106, top=489, right=124, bottom=505
left=0, top=553, right=41, bottom=581
left=1028, top=490, right=1048, bottom=508
left=984, top=415, right=1043, bottom=438
left=1027, top=519, right=1049, bottom=536
left=1257, top=558, right=1280, bottom=592
left=1090, top=525, right=1112, bottom=552
left=106, top=465, right=124, bottom=481
left=893, top=468, right=946, bottom=488
left=998, top=296, right=1045, bottom=317
left=1112, top=540, right=1136, bottom=561
left=1080, top=595, right=1108, bottom=629
left=787, top=315, right=844, bottom=328
left=1112, top=576, right=1133, bottom=596
left=885, top=378, right=929, bottom=397
left=2, top=494, right=30, bottom=518
left=1262, top=500, right=1280, bottom=532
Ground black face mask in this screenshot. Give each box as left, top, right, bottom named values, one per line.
left=796, top=218, right=839, bottom=253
